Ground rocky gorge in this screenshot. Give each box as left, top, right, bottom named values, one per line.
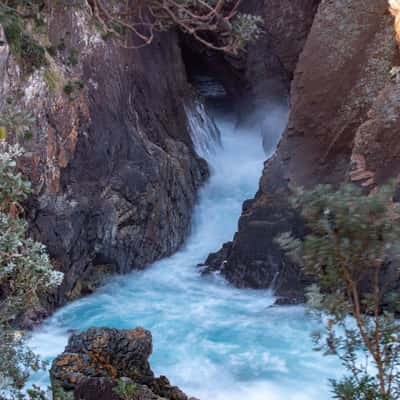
left=1, top=0, right=400, bottom=398
left=2, top=0, right=397, bottom=315
left=0, top=3, right=215, bottom=322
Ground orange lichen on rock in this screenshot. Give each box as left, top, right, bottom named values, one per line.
left=50, top=327, right=191, bottom=400
left=58, top=128, right=79, bottom=168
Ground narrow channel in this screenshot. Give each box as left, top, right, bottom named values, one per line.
left=30, top=101, right=339, bottom=400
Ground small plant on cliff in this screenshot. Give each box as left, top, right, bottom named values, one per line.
left=277, top=183, right=400, bottom=400
left=0, top=141, right=63, bottom=399
left=0, top=102, right=35, bottom=140
left=113, top=378, right=138, bottom=400
left=63, top=79, right=84, bottom=100
left=0, top=2, right=48, bottom=74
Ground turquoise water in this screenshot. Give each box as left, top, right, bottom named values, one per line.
left=29, top=112, right=339, bottom=399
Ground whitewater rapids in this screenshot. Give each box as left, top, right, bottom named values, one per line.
left=29, top=105, right=339, bottom=399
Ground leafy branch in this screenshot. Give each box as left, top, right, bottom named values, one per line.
left=277, top=184, right=400, bottom=399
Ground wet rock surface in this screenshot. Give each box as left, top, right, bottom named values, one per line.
left=205, top=0, right=400, bottom=301
left=51, top=327, right=197, bottom=400
left=0, top=5, right=213, bottom=313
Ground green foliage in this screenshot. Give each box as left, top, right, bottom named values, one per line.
left=232, top=13, right=264, bottom=48
left=63, top=82, right=74, bottom=95
left=2, top=0, right=263, bottom=63
left=0, top=143, right=31, bottom=214
left=0, top=329, right=47, bottom=400
left=63, top=80, right=84, bottom=98
left=3, top=1, right=45, bottom=16
left=113, top=378, right=138, bottom=400
left=0, top=103, right=35, bottom=140
left=0, top=211, right=63, bottom=324
left=278, top=183, right=400, bottom=399
left=43, top=68, right=59, bottom=92
left=0, top=2, right=48, bottom=74
left=0, top=141, right=63, bottom=399
left=89, top=0, right=263, bottom=54
left=66, top=48, right=79, bottom=66
left=52, top=384, right=74, bottom=400
left=330, top=375, right=384, bottom=400
left=26, top=385, right=48, bottom=400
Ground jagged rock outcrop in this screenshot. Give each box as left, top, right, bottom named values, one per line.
left=205, top=0, right=400, bottom=303
left=51, top=327, right=198, bottom=400
left=0, top=4, right=215, bottom=318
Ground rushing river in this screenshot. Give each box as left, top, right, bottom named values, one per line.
left=30, top=105, right=340, bottom=399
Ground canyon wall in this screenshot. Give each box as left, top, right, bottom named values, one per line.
left=0, top=5, right=212, bottom=317
left=206, top=0, right=400, bottom=303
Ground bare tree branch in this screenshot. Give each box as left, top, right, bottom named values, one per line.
left=82, top=0, right=262, bottom=53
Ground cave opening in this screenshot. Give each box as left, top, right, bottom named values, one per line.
left=179, top=39, right=290, bottom=154
left=179, top=39, right=249, bottom=118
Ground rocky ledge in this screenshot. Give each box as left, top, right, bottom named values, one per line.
left=51, top=327, right=198, bottom=400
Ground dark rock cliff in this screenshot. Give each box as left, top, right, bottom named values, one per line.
left=204, top=0, right=400, bottom=303
left=50, top=327, right=198, bottom=400
left=0, top=5, right=214, bottom=317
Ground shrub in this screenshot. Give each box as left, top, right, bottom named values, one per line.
left=63, top=80, right=84, bottom=98
left=278, top=184, right=400, bottom=399
left=43, top=68, right=59, bottom=92
left=0, top=2, right=47, bottom=74
left=0, top=141, right=63, bottom=399
left=66, top=48, right=79, bottom=66
left=0, top=102, right=35, bottom=140
left=113, top=378, right=138, bottom=400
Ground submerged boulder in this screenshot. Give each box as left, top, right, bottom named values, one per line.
left=51, top=327, right=196, bottom=400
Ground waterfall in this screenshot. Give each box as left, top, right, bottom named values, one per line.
left=185, top=98, right=221, bottom=159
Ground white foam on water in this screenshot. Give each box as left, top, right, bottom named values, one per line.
left=28, top=103, right=340, bottom=399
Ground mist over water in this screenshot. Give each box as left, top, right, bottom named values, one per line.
left=29, top=103, right=339, bottom=399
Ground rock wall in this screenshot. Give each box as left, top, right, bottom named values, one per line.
left=0, top=5, right=213, bottom=316
left=205, top=0, right=400, bottom=303
left=243, top=0, right=320, bottom=96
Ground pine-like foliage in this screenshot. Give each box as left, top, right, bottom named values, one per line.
left=278, top=184, right=400, bottom=400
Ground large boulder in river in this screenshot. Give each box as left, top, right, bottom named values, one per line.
left=51, top=327, right=195, bottom=400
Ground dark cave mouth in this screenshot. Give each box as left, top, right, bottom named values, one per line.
left=179, top=37, right=290, bottom=155
left=179, top=40, right=247, bottom=114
